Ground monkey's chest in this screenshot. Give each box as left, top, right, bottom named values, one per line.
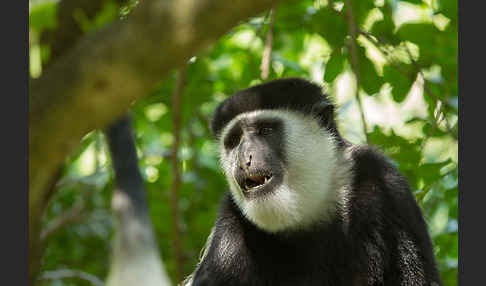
left=222, top=234, right=353, bottom=286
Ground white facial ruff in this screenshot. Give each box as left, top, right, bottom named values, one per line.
left=219, top=109, right=351, bottom=233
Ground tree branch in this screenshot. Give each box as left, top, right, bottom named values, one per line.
left=260, top=3, right=278, bottom=80
left=29, top=0, right=283, bottom=282
left=343, top=0, right=369, bottom=143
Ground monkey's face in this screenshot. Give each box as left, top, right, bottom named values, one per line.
left=222, top=112, right=286, bottom=200
left=219, top=110, right=344, bottom=233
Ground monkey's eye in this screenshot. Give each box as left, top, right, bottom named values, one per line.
left=224, top=134, right=240, bottom=150
left=255, top=119, right=281, bottom=136
left=224, top=128, right=242, bottom=150
left=259, top=127, right=273, bottom=136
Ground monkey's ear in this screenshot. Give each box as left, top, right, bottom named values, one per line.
left=312, top=101, right=334, bottom=128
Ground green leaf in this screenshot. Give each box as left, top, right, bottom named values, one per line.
left=422, top=123, right=448, bottom=137
left=383, top=65, right=415, bottom=102
left=427, top=82, right=451, bottom=103
left=396, top=23, right=440, bottom=47
left=324, top=51, right=346, bottom=82
left=73, top=0, right=119, bottom=32
left=29, top=2, right=58, bottom=32
left=357, top=47, right=384, bottom=95
left=370, top=10, right=400, bottom=45
left=440, top=0, right=458, bottom=22
left=368, top=126, right=423, bottom=189
left=312, top=8, right=348, bottom=48
left=350, top=0, right=376, bottom=27
left=417, top=159, right=452, bottom=186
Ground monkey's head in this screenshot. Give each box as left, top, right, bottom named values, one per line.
left=211, top=78, right=350, bottom=233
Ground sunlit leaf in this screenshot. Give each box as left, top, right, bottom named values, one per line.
left=324, top=51, right=346, bottom=82
left=383, top=65, right=416, bottom=102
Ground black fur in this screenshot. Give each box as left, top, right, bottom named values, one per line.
left=191, top=78, right=442, bottom=286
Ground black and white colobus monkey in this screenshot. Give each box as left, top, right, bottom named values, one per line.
left=184, top=78, right=442, bottom=286
left=105, top=116, right=172, bottom=286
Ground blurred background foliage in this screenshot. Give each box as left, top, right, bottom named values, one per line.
left=30, top=0, right=457, bottom=285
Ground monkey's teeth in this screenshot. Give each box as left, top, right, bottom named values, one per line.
left=264, top=177, right=268, bottom=183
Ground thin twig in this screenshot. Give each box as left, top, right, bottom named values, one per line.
left=40, top=202, right=85, bottom=242
left=40, top=189, right=91, bottom=242
left=343, top=0, right=369, bottom=143
left=254, top=9, right=273, bottom=38
left=170, top=66, right=187, bottom=283
left=261, top=3, right=278, bottom=80
left=38, top=269, right=104, bottom=286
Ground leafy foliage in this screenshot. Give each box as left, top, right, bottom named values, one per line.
left=30, top=0, right=457, bottom=285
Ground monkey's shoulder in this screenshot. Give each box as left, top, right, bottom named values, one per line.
left=346, top=144, right=412, bottom=198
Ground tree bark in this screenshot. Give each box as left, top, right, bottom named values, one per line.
left=29, top=0, right=284, bottom=282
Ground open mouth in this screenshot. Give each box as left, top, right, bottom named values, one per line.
left=242, top=173, right=273, bottom=192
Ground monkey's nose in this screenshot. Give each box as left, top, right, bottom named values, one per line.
left=246, top=155, right=252, bottom=167
left=238, top=151, right=253, bottom=171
